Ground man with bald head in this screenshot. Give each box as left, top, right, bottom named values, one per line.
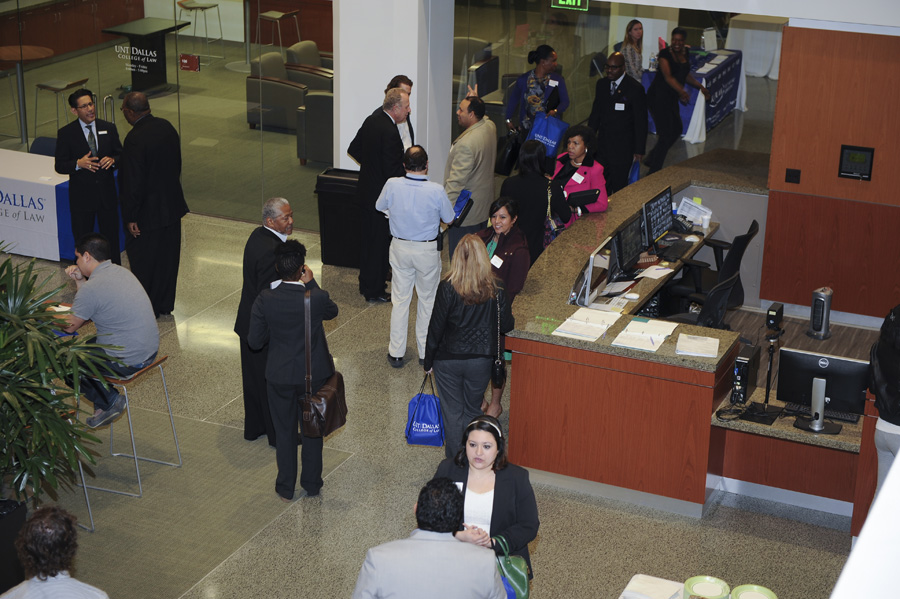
left=118, top=91, right=189, bottom=317
left=587, top=51, right=647, bottom=196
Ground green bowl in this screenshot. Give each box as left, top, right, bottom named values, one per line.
left=731, top=584, right=777, bottom=599
left=683, top=575, right=730, bottom=599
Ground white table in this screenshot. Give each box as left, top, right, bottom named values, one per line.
left=0, top=149, right=66, bottom=261
left=725, top=14, right=788, bottom=80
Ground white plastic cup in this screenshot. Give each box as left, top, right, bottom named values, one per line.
left=701, top=214, right=711, bottom=229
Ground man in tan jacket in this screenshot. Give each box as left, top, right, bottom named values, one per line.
left=444, top=95, right=497, bottom=258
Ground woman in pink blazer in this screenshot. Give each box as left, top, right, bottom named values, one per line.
left=551, top=124, right=608, bottom=227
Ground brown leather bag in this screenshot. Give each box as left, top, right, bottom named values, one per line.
left=300, top=290, right=347, bottom=438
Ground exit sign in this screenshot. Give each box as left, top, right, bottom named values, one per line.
left=551, top=0, right=588, bottom=11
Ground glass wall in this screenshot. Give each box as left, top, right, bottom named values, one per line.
left=0, top=0, right=332, bottom=231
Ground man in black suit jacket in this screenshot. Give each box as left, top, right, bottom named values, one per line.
left=587, top=52, right=648, bottom=196
left=347, top=88, right=411, bottom=302
left=119, top=92, right=189, bottom=317
left=234, top=197, right=294, bottom=446
left=385, top=74, right=415, bottom=151
left=248, top=240, right=338, bottom=501
left=55, top=88, right=124, bottom=264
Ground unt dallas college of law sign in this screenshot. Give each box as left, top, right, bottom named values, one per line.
left=0, top=151, right=67, bottom=262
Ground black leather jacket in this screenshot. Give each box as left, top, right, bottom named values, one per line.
left=424, top=280, right=514, bottom=371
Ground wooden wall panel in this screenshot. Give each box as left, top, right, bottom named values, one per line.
left=760, top=190, right=900, bottom=317
left=721, top=429, right=857, bottom=502
left=769, top=27, right=900, bottom=205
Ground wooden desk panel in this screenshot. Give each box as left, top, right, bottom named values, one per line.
left=851, top=397, right=878, bottom=536
left=508, top=338, right=736, bottom=505
left=719, top=428, right=857, bottom=502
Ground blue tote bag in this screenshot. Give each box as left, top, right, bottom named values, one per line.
left=406, top=374, right=444, bottom=447
left=526, top=112, right=568, bottom=157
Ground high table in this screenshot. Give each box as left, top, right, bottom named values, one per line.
left=0, top=149, right=124, bottom=262
left=725, top=14, right=788, bottom=80
left=642, top=49, right=747, bottom=144
left=102, top=18, right=189, bottom=97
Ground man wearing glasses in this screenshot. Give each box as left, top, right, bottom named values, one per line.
left=587, top=52, right=648, bottom=196
left=55, top=88, right=124, bottom=264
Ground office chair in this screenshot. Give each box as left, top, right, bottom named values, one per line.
left=665, top=271, right=741, bottom=330
left=28, top=136, right=56, bottom=156
left=662, top=219, right=759, bottom=315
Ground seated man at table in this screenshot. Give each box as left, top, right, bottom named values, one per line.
left=63, top=233, right=159, bottom=428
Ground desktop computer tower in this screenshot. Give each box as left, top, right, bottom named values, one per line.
left=731, top=344, right=760, bottom=404
left=808, top=287, right=833, bottom=340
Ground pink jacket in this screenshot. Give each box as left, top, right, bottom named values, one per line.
left=552, top=152, right=608, bottom=227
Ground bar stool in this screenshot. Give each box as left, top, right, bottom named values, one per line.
left=33, top=77, right=88, bottom=138
left=177, top=0, right=225, bottom=65
left=80, top=355, right=182, bottom=499
left=256, top=10, right=300, bottom=59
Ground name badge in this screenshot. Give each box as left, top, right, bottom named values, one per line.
left=98, top=130, right=108, bottom=135
left=548, top=79, right=559, bottom=87
left=491, top=255, right=504, bottom=268
left=572, top=172, right=585, bottom=184
left=615, top=103, right=625, bottom=111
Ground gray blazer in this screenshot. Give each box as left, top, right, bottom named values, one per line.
left=443, top=117, right=497, bottom=227
left=351, top=529, right=506, bottom=599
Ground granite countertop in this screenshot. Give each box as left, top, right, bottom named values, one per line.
left=710, top=388, right=862, bottom=453
left=509, top=149, right=770, bottom=369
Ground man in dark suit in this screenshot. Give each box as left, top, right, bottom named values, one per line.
left=248, top=240, right=338, bottom=501
left=54, top=88, right=124, bottom=264
left=347, top=88, right=411, bottom=303
left=118, top=92, right=189, bottom=318
left=385, top=74, right=414, bottom=152
left=234, top=197, right=294, bottom=446
left=587, top=52, right=648, bottom=196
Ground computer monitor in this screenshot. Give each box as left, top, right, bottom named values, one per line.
left=568, top=236, right=612, bottom=306
left=642, top=186, right=673, bottom=251
left=776, top=348, right=869, bottom=414
left=613, top=213, right=644, bottom=277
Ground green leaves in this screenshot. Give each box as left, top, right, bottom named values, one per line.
left=1, top=252, right=110, bottom=503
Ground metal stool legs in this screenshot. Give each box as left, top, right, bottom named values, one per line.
left=177, top=1, right=225, bottom=65
left=80, top=358, right=181, bottom=500
left=76, top=459, right=95, bottom=532
left=256, top=10, right=300, bottom=60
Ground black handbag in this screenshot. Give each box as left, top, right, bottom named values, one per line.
left=300, top=290, right=348, bottom=438
left=495, top=130, right=521, bottom=176
left=492, top=296, right=507, bottom=388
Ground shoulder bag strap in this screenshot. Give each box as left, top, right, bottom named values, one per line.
left=304, top=289, right=313, bottom=396
left=496, top=295, right=502, bottom=360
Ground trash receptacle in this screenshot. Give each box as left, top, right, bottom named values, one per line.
left=316, top=168, right=361, bottom=268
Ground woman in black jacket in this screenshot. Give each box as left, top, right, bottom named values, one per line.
left=499, top=140, right=570, bottom=264
left=424, top=235, right=514, bottom=459
left=435, top=415, right=540, bottom=578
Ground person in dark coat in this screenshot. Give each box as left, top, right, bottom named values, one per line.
left=435, top=415, right=540, bottom=579
left=248, top=240, right=338, bottom=501
left=234, top=197, right=294, bottom=447
left=587, top=52, right=648, bottom=196
left=498, top=140, right=570, bottom=264
left=54, top=88, right=124, bottom=264
left=347, top=88, right=411, bottom=302
left=118, top=91, right=189, bottom=317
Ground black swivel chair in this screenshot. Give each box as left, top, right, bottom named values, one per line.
left=29, top=136, right=56, bottom=157
left=662, top=219, right=759, bottom=315
left=665, top=271, right=741, bottom=330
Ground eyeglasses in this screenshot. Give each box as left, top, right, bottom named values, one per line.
left=76, top=102, right=94, bottom=110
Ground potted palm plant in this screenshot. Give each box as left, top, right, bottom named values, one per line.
left=1, top=251, right=114, bottom=590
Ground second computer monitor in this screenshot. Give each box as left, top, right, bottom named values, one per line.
left=615, top=213, right=645, bottom=274
left=642, top=186, right=673, bottom=249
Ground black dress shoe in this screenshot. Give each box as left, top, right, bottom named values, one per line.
left=388, top=354, right=404, bottom=368
left=366, top=294, right=391, bottom=303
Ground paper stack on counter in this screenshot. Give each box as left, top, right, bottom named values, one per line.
left=675, top=334, right=720, bottom=357
left=552, top=308, right=622, bottom=342
left=611, top=317, right=679, bottom=352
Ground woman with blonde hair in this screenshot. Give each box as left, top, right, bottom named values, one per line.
left=622, top=19, right=644, bottom=82
left=424, top=234, right=514, bottom=458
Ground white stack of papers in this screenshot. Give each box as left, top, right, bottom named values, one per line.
left=611, top=318, right=679, bottom=352
left=636, top=265, right=673, bottom=280
left=709, top=54, right=727, bottom=65
left=675, top=334, right=720, bottom=357
left=552, top=308, right=622, bottom=342
left=696, top=63, right=716, bottom=75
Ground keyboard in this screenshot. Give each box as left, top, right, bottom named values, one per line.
left=783, top=402, right=860, bottom=424
left=659, top=240, right=692, bottom=262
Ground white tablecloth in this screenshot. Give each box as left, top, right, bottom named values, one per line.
left=725, top=14, right=788, bottom=80
left=0, top=149, right=65, bottom=261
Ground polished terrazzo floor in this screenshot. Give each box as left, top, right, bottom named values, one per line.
left=17, top=212, right=853, bottom=599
